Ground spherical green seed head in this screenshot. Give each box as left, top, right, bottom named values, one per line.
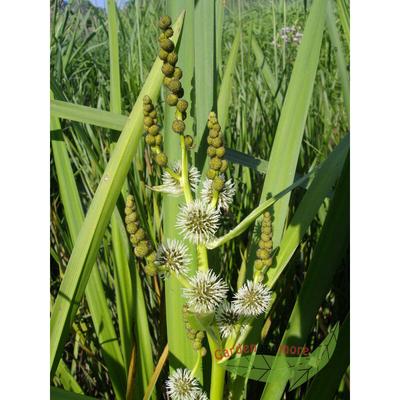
left=163, top=76, right=171, bottom=86
left=173, top=67, right=183, bottom=79
left=209, top=156, right=222, bottom=170
left=196, top=331, right=205, bottom=340
left=207, top=169, right=217, bottom=179
left=126, top=194, right=135, bottom=207
left=264, top=240, right=273, bottom=249
left=176, top=99, right=188, bottom=112
left=184, top=135, right=193, bottom=149
left=144, top=263, right=157, bottom=276
left=172, top=119, right=185, bottom=133
left=160, top=38, right=174, bottom=52
left=167, top=52, right=178, bottom=65
left=144, top=116, right=153, bottom=127
left=145, top=134, right=156, bottom=145
left=135, top=240, right=151, bottom=258
left=148, top=125, right=160, bottom=136
left=263, top=211, right=271, bottom=221
left=207, top=146, right=216, bottom=157
left=143, top=110, right=149, bottom=117
left=159, top=32, right=167, bottom=42
left=212, top=176, right=225, bottom=192
left=254, top=259, right=264, bottom=270
left=209, top=111, right=217, bottom=119
left=155, top=152, right=168, bottom=166
left=258, top=240, right=269, bottom=250
left=220, top=159, right=228, bottom=173
left=256, top=249, right=269, bottom=259
left=149, top=110, right=157, bottom=119
left=188, top=331, right=196, bottom=340
left=125, top=212, right=137, bottom=224
left=211, top=137, right=223, bottom=148
left=168, top=78, right=182, bottom=94
left=207, top=136, right=213, bottom=145
left=126, top=222, right=139, bottom=234
left=143, top=95, right=151, bottom=105
left=166, top=93, right=178, bottom=106
left=134, top=228, right=146, bottom=242
left=155, top=134, right=163, bottom=145
left=125, top=206, right=133, bottom=215
left=213, top=123, right=221, bottom=132
left=159, top=48, right=169, bottom=61
left=264, top=258, right=273, bottom=268
left=193, top=340, right=202, bottom=350
left=207, top=120, right=214, bottom=129
left=215, top=147, right=226, bottom=158
left=201, top=347, right=207, bottom=357
left=143, top=103, right=153, bottom=113
left=159, top=15, right=172, bottom=30
left=161, top=63, right=175, bottom=77
left=130, top=234, right=139, bottom=246
left=209, top=129, right=219, bottom=138
left=165, top=27, right=174, bottom=38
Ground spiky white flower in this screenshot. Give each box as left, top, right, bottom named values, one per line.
left=193, top=393, right=209, bottom=400
left=184, top=270, right=228, bottom=313
left=200, top=178, right=235, bottom=211
left=176, top=200, right=220, bottom=244
left=155, top=239, right=191, bottom=277
left=162, top=162, right=200, bottom=195
left=166, top=368, right=201, bottom=400
left=232, top=280, right=272, bottom=317
left=216, top=301, right=240, bottom=338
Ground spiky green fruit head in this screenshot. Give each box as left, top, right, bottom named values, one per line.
left=143, top=95, right=151, bottom=105
left=163, top=76, right=171, bottom=86
left=159, top=32, right=167, bottom=42
left=254, top=259, right=264, bottom=271
left=135, top=240, right=152, bottom=258
left=196, top=331, right=205, bottom=340
left=126, top=222, right=139, bottom=234
left=261, top=232, right=271, bottom=242
left=187, top=331, right=196, bottom=340
left=209, top=156, right=222, bottom=171
left=159, top=15, right=172, bottom=30
left=166, top=93, right=178, bottom=106
left=256, top=249, right=269, bottom=259
left=165, top=27, right=173, bottom=38
left=184, top=135, right=194, bottom=149
left=213, top=123, right=221, bottom=132
left=168, top=78, right=182, bottom=94
left=143, top=103, right=153, bottom=113
left=211, top=137, right=223, bottom=148
left=207, top=120, right=214, bottom=129
left=263, top=211, right=271, bottom=221
left=173, top=67, right=183, bottom=79
left=167, top=52, right=178, bottom=66
left=125, top=206, right=134, bottom=215
left=155, top=152, right=168, bottom=166
left=149, top=110, right=157, bottom=119
left=215, top=147, right=225, bottom=158
left=144, top=263, right=157, bottom=276
left=264, top=258, right=273, bottom=268
left=148, top=124, right=160, bottom=136
left=172, top=119, right=185, bottom=133
left=220, top=159, right=228, bottom=173
left=258, top=240, right=270, bottom=250
left=193, top=340, right=202, bottom=350
left=155, top=134, right=163, bottom=145
left=133, top=228, right=145, bottom=242
left=264, top=240, right=273, bottom=249
left=126, top=195, right=135, bottom=208
left=145, top=134, right=156, bottom=145
left=161, top=63, right=175, bottom=77
left=160, top=38, right=174, bottom=52
left=207, top=146, right=216, bottom=157
left=177, top=99, right=188, bottom=112
left=207, top=136, right=213, bottom=145
left=144, top=116, right=153, bottom=127
left=143, top=110, right=149, bottom=117
left=212, top=176, right=225, bottom=192
left=209, top=111, right=217, bottom=120
left=125, top=212, right=138, bottom=224
left=207, top=169, right=217, bottom=180
left=159, top=48, right=169, bottom=61
left=209, top=129, right=219, bottom=138
left=130, top=234, right=140, bottom=246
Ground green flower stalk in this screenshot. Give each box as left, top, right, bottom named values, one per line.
left=254, top=211, right=273, bottom=282
left=124, top=194, right=157, bottom=276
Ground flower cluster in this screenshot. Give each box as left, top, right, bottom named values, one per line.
left=124, top=194, right=157, bottom=276
left=166, top=368, right=208, bottom=400
left=162, top=161, right=200, bottom=195
left=254, top=211, right=273, bottom=272
left=273, top=25, right=303, bottom=46
left=182, top=303, right=207, bottom=353
left=155, top=239, right=190, bottom=277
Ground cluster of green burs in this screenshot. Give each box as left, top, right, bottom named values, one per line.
left=143, top=95, right=168, bottom=167
left=124, top=195, right=157, bottom=276
left=206, top=112, right=228, bottom=191
left=182, top=304, right=207, bottom=356
left=158, top=15, right=193, bottom=149
left=255, top=212, right=273, bottom=271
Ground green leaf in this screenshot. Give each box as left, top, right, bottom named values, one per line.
left=50, top=387, right=96, bottom=400
left=54, top=360, right=83, bottom=394
left=50, top=12, right=185, bottom=380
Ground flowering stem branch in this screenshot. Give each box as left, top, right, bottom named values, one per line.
left=197, top=245, right=209, bottom=272
left=208, top=335, right=226, bottom=400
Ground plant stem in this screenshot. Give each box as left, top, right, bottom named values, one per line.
left=208, top=336, right=226, bottom=400
left=197, top=245, right=209, bottom=271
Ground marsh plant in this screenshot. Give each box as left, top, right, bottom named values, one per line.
left=50, top=0, right=350, bottom=399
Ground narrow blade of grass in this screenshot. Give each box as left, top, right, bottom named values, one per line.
left=50, top=387, right=96, bottom=400
left=55, top=360, right=83, bottom=394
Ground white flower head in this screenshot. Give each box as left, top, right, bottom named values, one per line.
left=162, top=161, right=200, bottom=195
left=184, top=270, right=228, bottom=313
left=193, top=393, right=209, bottom=400
left=166, top=368, right=201, bottom=400
left=200, top=178, right=235, bottom=212
left=176, top=199, right=220, bottom=244
left=155, top=239, right=191, bottom=277
left=216, top=301, right=240, bottom=338
left=232, top=280, right=272, bottom=317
